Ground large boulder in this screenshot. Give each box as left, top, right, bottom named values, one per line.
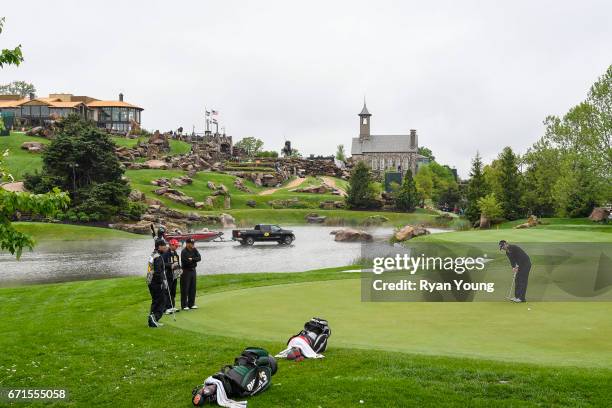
left=514, top=215, right=540, bottom=229
left=589, top=207, right=611, bottom=222
left=334, top=228, right=373, bottom=242
left=306, top=213, right=327, bottom=224
left=166, top=193, right=195, bottom=207
left=109, top=221, right=153, bottom=235
left=479, top=215, right=491, bottom=229
left=395, top=225, right=430, bottom=241
left=129, top=189, right=145, bottom=202
left=21, top=141, right=45, bottom=153
left=204, top=196, right=215, bottom=208
left=220, top=213, right=235, bottom=228
left=144, top=159, right=168, bottom=170
left=293, top=185, right=330, bottom=194
left=333, top=228, right=373, bottom=242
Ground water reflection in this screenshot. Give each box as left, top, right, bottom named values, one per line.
left=0, top=226, right=400, bottom=286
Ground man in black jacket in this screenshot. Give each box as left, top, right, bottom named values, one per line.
left=499, top=240, right=531, bottom=303
left=148, top=239, right=169, bottom=327
left=164, top=239, right=182, bottom=314
left=181, top=238, right=201, bottom=310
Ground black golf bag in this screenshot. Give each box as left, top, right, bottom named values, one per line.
left=192, top=347, right=277, bottom=406
left=291, top=317, right=331, bottom=353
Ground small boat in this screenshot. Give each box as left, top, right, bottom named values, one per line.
left=164, top=231, right=224, bottom=243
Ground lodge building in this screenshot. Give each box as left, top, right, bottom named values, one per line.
left=0, top=92, right=143, bottom=134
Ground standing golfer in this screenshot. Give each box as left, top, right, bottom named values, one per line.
left=180, top=238, right=201, bottom=310
left=164, top=239, right=181, bottom=314
left=499, top=240, right=531, bottom=302
left=148, top=239, right=168, bottom=327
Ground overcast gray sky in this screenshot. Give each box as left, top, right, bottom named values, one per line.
left=1, top=0, right=610, bottom=176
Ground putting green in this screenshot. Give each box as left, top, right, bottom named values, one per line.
left=171, top=278, right=612, bottom=368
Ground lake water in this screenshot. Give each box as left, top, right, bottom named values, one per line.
left=1, top=226, right=439, bottom=286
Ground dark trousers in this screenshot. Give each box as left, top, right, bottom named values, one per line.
left=148, top=283, right=165, bottom=321
left=181, top=268, right=197, bottom=308
left=514, top=264, right=531, bottom=301
left=164, top=271, right=177, bottom=310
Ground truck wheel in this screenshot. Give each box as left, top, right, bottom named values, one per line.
left=245, top=237, right=255, bottom=246
left=282, top=235, right=293, bottom=245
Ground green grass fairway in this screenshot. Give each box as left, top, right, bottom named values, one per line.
left=171, top=279, right=612, bottom=368
left=2, top=268, right=612, bottom=406
left=417, top=227, right=611, bottom=243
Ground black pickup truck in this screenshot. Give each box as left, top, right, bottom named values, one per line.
left=232, top=224, right=295, bottom=245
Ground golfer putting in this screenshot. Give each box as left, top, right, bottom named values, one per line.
left=499, top=240, right=531, bottom=303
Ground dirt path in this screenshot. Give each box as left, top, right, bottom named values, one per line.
left=321, top=176, right=347, bottom=196
left=258, top=177, right=306, bottom=195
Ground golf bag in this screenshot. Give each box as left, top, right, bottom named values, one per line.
left=192, top=347, right=277, bottom=406
left=292, top=317, right=331, bottom=353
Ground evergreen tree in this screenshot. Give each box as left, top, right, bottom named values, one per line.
left=465, top=152, right=489, bottom=222
left=497, top=146, right=523, bottom=220
left=24, top=114, right=136, bottom=220
left=396, top=169, right=418, bottom=212
left=346, top=161, right=379, bottom=209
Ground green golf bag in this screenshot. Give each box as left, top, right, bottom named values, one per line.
left=192, top=347, right=277, bottom=406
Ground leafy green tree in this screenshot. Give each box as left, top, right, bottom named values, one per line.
left=24, top=115, right=135, bottom=220
left=552, top=154, right=601, bottom=217
left=255, top=150, right=279, bottom=158
left=0, top=18, right=23, bottom=68
left=418, top=146, right=435, bottom=162
left=530, top=65, right=612, bottom=215
left=234, top=137, right=264, bottom=157
left=346, top=161, right=380, bottom=209
left=465, top=152, right=489, bottom=222
left=0, top=80, right=36, bottom=97
left=496, top=147, right=523, bottom=220
left=395, top=169, right=418, bottom=212
left=415, top=165, right=434, bottom=204
left=478, top=193, right=503, bottom=220
left=336, top=144, right=346, bottom=161
left=522, top=140, right=560, bottom=217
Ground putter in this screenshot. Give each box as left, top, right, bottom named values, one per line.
left=161, top=261, right=176, bottom=322
left=505, top=271, right=517, bottom=300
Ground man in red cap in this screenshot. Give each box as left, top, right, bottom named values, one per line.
left=164, top=239, right=182, bottom=314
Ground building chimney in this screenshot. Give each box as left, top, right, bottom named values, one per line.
left=119, top=93, right=124, bottom=102
left=29, top=92, right=35, bottom=100
left=410, top=129, right=417, bottom=149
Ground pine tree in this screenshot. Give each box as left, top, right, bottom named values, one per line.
left=346, top=161, right=379, bottom=209
left=497, top=147, right=523, bottom=220
left=396, top=169, right=418, bottom=212
left=465, top=152, right=488, bottom=222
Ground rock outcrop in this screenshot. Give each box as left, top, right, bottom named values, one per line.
left=394, top=225, right=430, bottom=241
left=514, top=215, right=541, bottom=229
left=332, top=228, right=373, bottom=242
left=305, top=213, right=327, bottom=223
left=21, top=141, right=45, bottom=153
left=589, top=207, right=611, bottom=222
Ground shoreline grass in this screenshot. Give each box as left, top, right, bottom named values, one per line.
left=13, top=222, right=145, bottom=241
